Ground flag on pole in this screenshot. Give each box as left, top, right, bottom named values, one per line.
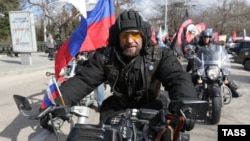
left=185, top=24, right=198, bottom=43
left=195, top=22, right=206, bottom=35
left=79, top=0, right=115, bottom=51
left=232, top=30, right=237, bottom=42
left=213, top=32, right=219, bottom=42
left=157, top=26, right=167, bottom=47
left=151, top=28, right=157, bottom=44
left=170, top=9, right=193, bottom=57
left=54, top=0, right=115, bottom=80
left=243, top=28, right=246, bottom=40
left=41, top=77, right=65, bottom=110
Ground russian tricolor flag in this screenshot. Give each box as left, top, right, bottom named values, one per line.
left=41, top=77, right=62, bottom=110
left=54, top=0, right=115, bottom=81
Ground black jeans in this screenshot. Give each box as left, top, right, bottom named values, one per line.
left=48, top=48, right=55, bottom=58
left=99, top=91, right=170, bottom=123
left=186, top=59, right=194, bottom=72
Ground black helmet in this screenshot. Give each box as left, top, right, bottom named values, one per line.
left=115, top=9, right=144, bottom=33
left=112, top=9, right=147, bottom=49
left=200, top=29, right=212, bottom=37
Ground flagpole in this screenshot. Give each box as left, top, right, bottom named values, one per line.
left=52, top=76, right=66, bottom=105
left=165, top=0, right=168, bottom=32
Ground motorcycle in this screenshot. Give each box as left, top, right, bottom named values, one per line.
left=13, top=94, right=208, bottom=141
left=188, top=44, right=232, bottom=124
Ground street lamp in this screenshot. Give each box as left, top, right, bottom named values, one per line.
left=43, top=0, right=48, bottom=43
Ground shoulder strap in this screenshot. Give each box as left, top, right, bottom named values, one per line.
left=145, top=45, right=162, bottom=76
left=103, top=46, right=114, bottom=65
left=103, top=46, right=117, bottom=91
left=144, top=45, right=163, bottom=99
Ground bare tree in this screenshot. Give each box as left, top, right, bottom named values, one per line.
left=6, top=0, right=250, bottom=43
left=19, top=0, right=80, bottom=43
left=192, top=0, right=250, bottom=37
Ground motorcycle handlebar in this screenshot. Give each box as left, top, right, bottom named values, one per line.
left=29, top=106, right=54, bottom=120
left=29, top=106, right=70, bottom=121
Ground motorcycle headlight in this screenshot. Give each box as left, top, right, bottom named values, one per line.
left=222, top=68, right=230, bottom=76
left=207, top=68, right=220, bottom=80
left=197, top=69, right=204, bottom=76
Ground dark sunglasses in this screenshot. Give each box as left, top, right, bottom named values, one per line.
left=203, top=36, right=211, bottom=38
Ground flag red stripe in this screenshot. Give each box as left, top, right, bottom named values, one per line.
left=80, top=14, right=115, bottom=51
left=177, top=19, right=192, bottom=45
left=54, top=38, right=70, bottom=80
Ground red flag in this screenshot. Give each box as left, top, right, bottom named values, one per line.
left=79, top=0, right=115, bottom=51
left=170, top=10, right=192, bottom=57
left=195, top=22, right=207, bottom=35
left=185, top=24, right=198, bottom=43
left=54, top=38, right=70, bottom=82
left=151, top=28, right=157, bottom=44
left=232, top=30, right=236, bottom=42
left=41, top=77, right=61, bottom=109
left=54, top=0, right=115, bottom=80
left=213, top=32, right=219, bottom=42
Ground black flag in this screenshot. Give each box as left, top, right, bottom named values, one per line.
left=170, top=10, right=193, bottom=57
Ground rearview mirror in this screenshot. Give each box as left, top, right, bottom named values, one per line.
left=179, top=100, right=208, bottom=120
left=13, top=95, right=32, bottom=111
left=170, top=100, right=208, bottom=120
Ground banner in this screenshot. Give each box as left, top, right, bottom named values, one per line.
left=170, top=10, right=193, bottom=57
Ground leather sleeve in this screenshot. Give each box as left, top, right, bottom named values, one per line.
left=156, top=48, right=198, bottom=112
left=58, top=48, right=106, bottom=106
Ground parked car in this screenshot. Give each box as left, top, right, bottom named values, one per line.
left=226, top=41, right=241, bottom=49
left=229, top=40, right=250, bottom=55
left=234, top=48, right=250, bottom=70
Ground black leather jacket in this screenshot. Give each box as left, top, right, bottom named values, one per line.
left=59, top=46, right=197, bottom=112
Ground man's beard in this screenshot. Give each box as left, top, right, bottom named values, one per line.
left=122, top=47, right=141, bottom=59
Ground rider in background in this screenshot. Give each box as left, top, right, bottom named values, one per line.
left=186, top=29, right=242, bottom=98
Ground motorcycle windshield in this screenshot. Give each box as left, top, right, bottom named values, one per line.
left=194, top=44, right=231, bottom=71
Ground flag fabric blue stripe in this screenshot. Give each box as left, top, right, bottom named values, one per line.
left=49, top=83, right=57, bottom=93
left=68, top=17, right=88, bottom=56
left=87, top=0, right=115, bottom=25
left=41, top=78, right=60, bottom=109
left=55, top=0, right=115, bottom=80
left=43, top=96, right=53, bottom=107
left=68, top=0, right=114, bottom=56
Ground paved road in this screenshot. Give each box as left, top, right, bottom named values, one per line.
left=0, top=54, right=249, bottom=141
left=0, top=52, right=101, bottom=141
left=0, top=52, right=54, bottom=77
left=181, top=58, right=250, bottom=141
